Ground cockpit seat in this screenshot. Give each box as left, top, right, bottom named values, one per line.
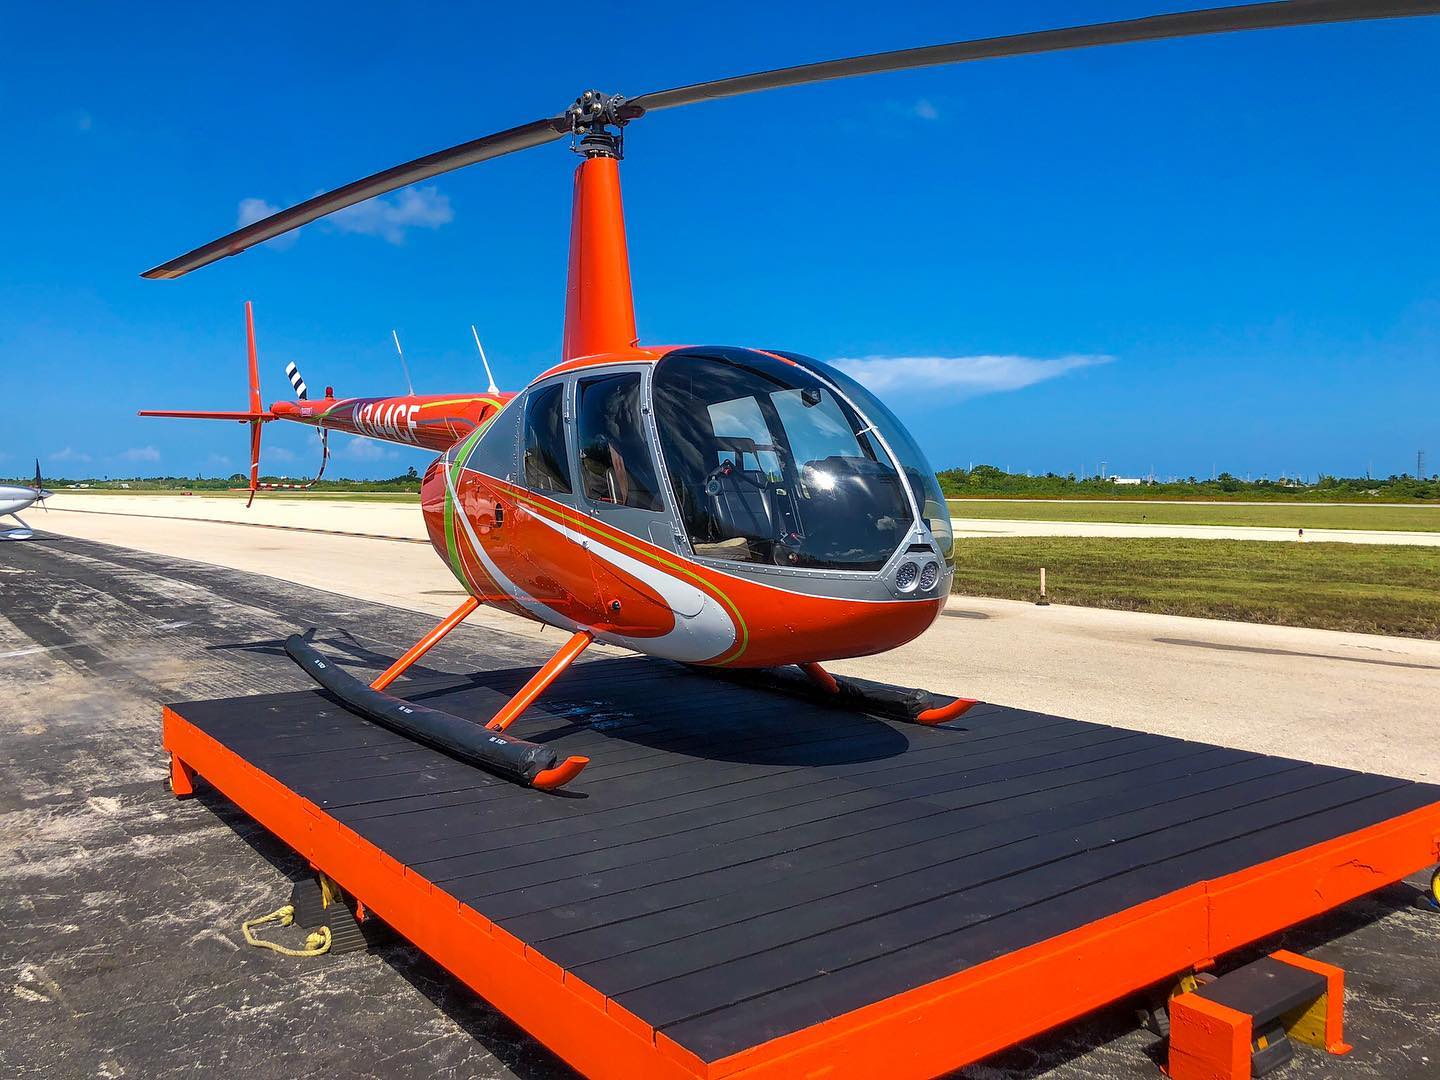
left=706, top=467, right=773, bottom=544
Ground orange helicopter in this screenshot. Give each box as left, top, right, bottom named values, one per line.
left=141, top=1, right=1439, bottom=790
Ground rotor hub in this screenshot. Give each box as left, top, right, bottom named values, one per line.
left=564, top=89, right=642, bottom=159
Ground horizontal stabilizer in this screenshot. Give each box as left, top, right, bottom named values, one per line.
left=138, top=409, right=276, bottom=421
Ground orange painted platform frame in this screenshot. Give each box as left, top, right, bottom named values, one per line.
left=163, top=705, right=1440, bottom=1080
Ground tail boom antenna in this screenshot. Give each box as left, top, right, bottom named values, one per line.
left=391, top=329, right=416, bottom=396
left=470, top=325, right=500, bottom=394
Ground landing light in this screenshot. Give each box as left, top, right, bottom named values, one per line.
left=919, top=561, right=939, bottom=591
left=896, top=561, right=920, bottom=593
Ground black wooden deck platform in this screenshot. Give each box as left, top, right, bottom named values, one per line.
left=166, top=656, right=1440, bottom=1076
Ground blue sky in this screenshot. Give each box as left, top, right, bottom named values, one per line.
left=2, top=2, right=1437, bottom=481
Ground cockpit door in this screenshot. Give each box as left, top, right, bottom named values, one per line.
left=573, top=370, right=704, bottom=620
left=511, top=378, right=604, bottom=623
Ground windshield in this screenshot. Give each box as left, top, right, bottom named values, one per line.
left=780, top=353, right=954, bottom=564
left=652, top=350, right=912, bottom=571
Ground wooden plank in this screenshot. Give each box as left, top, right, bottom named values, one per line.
left=628, top=774, right=1405, bottom=1035
left=593, top=766, right=1365, bottom=1009
left=499, top=747, right=1258, bottom=944
left=534, top=754, right=1301, bottom=967
left=172, top=671, right=1440, bottom=1066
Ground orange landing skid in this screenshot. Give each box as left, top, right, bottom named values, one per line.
left=799, top=661, right=976, bottom=723
left=914, top=696, right=979, bottom=725
left=372, top=595, right=481, bottom=692
left=161, top=661, right=1440, bottom=1080
left=286, top=631, right=588, bottom=790
left=798, top=662, right=840, bottom=695
left=487, top=629, right=593, bottom=732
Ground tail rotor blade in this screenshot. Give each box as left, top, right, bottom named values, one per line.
left=284, top=360, right=309, bottom=400
left=315, top=429, right=330, bottom=484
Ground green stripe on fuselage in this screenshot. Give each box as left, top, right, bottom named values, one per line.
left=440, top=421, right=494, bottom=585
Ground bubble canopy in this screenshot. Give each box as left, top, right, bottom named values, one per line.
left=789, top=352, right=955, bottom=565
left=651, top=348, right=952, bottom=572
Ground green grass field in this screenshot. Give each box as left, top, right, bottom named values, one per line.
left=952, top=537, right=1440, bottom=639
left=948, top=499, right=1440, bottom=532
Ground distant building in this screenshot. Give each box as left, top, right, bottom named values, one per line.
left=1108, top=477, right=1146, bottom=486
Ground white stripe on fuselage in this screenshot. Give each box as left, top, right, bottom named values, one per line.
left=444, top=464, right=735, bottom=663
left=523, top=505, right=737, bottom=662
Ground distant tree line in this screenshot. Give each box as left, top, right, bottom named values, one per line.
left=938, top=465, right=1440, bottom=502
left=10, top=467, right=423, bottom=492
left=8, top=463, right=1439, bottom=502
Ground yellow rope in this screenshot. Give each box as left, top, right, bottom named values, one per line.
left=241, top=904, right=332, bottom=957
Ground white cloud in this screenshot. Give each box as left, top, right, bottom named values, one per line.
left=237, top=197, right=280, bottom=228
left=337, top=436, right=397, bottom=461
left=206, top=453, right=232, bottom=467
left=912, top=99, right=940, bottom=121
left=236, top=197, right=299, bottom=250
left=329, top=186, right=454, bottom=245
left=121, top=446, right=161, bottom=463
left=52, top=447, right=92, bottom=463
left=267, top=446, right=298, bottom=463
left=831, top=354, right=1113, bottom=400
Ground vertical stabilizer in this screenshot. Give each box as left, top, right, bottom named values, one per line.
left=244, top=302, right=264, bottom=507
left=562, top=155, right=637, bottom=361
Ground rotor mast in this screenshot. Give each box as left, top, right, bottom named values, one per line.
left=561, top=91, right=639, bottom=362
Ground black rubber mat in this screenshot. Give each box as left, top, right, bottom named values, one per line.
left=172, top=656, right=1440, bottom=1062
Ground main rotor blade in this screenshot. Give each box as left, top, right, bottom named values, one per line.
left=631, top=0, right=1440, bottom=114
left=144, top=2, right=1440, bottom=281
left=143, top=116, right=566, bottom=279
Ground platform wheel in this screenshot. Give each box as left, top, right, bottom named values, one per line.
left=1429, top=868, right=1440, bottom=910
left=1138, top=971, right=1217, bottom=1039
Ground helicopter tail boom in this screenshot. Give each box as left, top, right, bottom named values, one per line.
left=141, top=304, right=512, bottom=501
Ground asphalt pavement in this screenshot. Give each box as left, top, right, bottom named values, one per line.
left=1, top=533, right=1437, bottom=1079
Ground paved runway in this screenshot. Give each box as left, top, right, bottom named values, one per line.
left=49, top=492, right=1440, bottom=545
left=36, top=497, right=1440, bottom=782
left=1, top=533, right=1437, bottom=1080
